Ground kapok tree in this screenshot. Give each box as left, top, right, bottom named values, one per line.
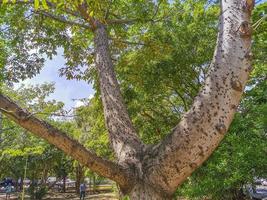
left=0, top=0, right=254, bottom=199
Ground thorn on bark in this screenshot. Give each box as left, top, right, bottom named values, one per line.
left=189, top=162, right=198, bottom=169
left=231, top=79, right=243, bottom=92
left=16, top=110, right=30, bottom=121
left=244, top=51, right=253, bottom=60
left=247, top=65, right=254, bottom=72
left=239, top=21, right=252, bottom=37
left=198, top=145, right=204, bottom=156
left=215, top=123, right=226, bottom=134
left=231, top=104, right=237, bottom=110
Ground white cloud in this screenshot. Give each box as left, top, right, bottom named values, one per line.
left=74, top=100, right=85, bottom=108
left=88, top=94, right=94, bottom=100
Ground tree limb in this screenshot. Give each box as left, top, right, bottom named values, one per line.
left=76, top=2, right=97, bottom=31
left=35, top=10, right=91, bottom=29
left=144, top=0, right=254, bottom=194
left=93, top=22, right=144, bottom=165
left=0, top=94, right=132, bottom=191
left=106, top=18, right=139, bottom=25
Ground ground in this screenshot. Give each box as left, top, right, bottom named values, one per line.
left=0, top=192, right=118, bottom=200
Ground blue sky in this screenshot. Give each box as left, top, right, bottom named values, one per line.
left=18, top=50, right=94, bottom=110
left=18, top=0, right=266, bottom=109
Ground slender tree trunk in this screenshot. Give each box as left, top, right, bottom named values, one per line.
left=62, top=176, right=66, bottom=193
left=75, top=164, right=84, bottom=194
left=15, top=178, right=19, bottom=191
left=20, top=177, right=24, bottom=191
left=41, top=166, right=48, bottom=186
left=93, top=175, right=96, bottom=194
left=89, top=177, right=91, bottom=195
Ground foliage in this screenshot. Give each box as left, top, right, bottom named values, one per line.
left=75, top=96, right=112, bottom=158
left=28, top=184, right=48, bottom=200
left=0, top=84, right=76, bottom=187
left=0, top=0, right=170, bottom=83
left=116, top=0, right=218, bottom=143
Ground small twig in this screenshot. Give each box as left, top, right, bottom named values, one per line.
left=0, top=108, right=14, bottom=114
left=252, top=14, right=267, bottom=30
left=104, top=0, right=114, bottom=20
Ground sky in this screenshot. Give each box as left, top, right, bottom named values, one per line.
left=16, top=0, right=267, bottom=110
left=17, top=50, right=95, bottom=110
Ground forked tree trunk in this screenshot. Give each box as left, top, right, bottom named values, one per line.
left=93, top=0, right=253, bottom=197
left=0, top=0, right=254, bottom=199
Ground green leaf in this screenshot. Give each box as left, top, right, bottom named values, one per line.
left=42, top=0, right=49, bottom=9
left=2, top=0, right=9, bottom=4
left=34, top=0, right=40, bottom=10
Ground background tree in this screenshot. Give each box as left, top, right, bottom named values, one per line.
left=0, top=84, right=78, bottom=194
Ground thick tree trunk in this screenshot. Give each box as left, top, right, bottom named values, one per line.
left=92, top=0, right=253, bottom=196
left=129, top=183, right=172, bottom=200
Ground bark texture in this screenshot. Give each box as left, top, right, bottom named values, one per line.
left=129, top=183, right=172, bottom=200
left=93, top=21, right=145, bottom=169
left=142, top=0, right=254, bottom=195
left=0, top=0, right=254, bottom=198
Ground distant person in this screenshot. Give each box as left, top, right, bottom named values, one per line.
left=79, top=183, right=86, bottom=200
left=5, top=183, right=12, bottom=200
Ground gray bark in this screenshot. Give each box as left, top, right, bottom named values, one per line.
left=93, top=21, right=145, bottom=168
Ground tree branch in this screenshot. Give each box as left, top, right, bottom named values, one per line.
left=93, top=22, right=144, bottom=165
left=106, top=1, right=164, bottom=25
left=144, top=0, right=254, bottom=194
left=76, top=2, right=97, bottom=31
left=0, top=94, right=132, bottom=191
left=35, top=10, right=92, bottom=30
left=106, top=18, right=139, bottom=25
left=172, top=88, right=189, bottom=111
